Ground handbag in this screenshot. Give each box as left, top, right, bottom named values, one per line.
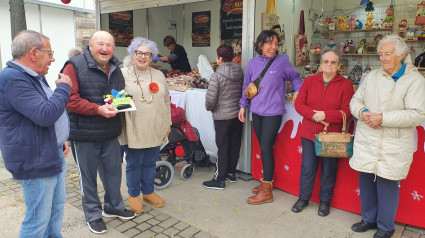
left=245, top=56, right=275, bottom=99
left=314, top=111, right=354, bottom=158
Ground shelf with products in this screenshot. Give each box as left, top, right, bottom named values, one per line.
left=341, top=53, right=379, bottom=56
left=333, top=28, right=393, bottom=34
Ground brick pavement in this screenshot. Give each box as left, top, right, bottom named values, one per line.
left=0, top=155, right=217, bottom=238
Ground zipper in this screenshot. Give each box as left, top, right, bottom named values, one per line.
left=314, top=78, right=328, bottom=136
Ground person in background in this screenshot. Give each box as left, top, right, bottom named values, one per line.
left=350, top=35, right=425, bottom=238
left=62, top=31, right=135, bottom=234
left=238, top=30, right=303, bottom=205
left=0, top=30, right=72, bottom=237
left=157, top=35, right=191, bottom=73
left=68, top=47, right=82, bottom=59
left=120, top=37, right=171, bottom=213
left=292, top=49, right=354, bottom=217
left=202, top=45, right=244, bottom=190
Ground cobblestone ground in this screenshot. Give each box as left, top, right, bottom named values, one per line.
left=0, top=155, right=217, bottom=238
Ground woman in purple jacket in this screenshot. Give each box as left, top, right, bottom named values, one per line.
left=239, top=30, right=302, bottom=205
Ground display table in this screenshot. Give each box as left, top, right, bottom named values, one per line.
left=251, top=103, right=425, bottom=228
left=170, top=89, right=217, bottom=158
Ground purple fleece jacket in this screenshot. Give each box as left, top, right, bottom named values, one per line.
left=239, top=55, right=302, bottom=116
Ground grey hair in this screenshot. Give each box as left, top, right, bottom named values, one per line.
left=320, top=48, right=341, bottom=64
left=12, top=30, right=50, bottom=60
left=68, top=47, right=82, bottom=58
left=377, top=35, right=408, bottom=57
left=127, top=37, right=159, bottom=58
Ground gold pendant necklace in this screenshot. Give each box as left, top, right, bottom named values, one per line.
left=133, top=67, right=154, bottom=104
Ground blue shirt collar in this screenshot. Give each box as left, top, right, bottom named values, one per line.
left=392, top=61, right=406, bottom=80
left=9, top=61, right=40, bottom=78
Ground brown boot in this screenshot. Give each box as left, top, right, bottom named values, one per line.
left=251, top=184, right=261, bottom=194
left=128, top=195, right=143, bottom=213
left=143, top=192, right=165, bottom=208
left=247, top=179, right=273, bottom=205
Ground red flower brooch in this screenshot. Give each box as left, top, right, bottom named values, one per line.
left=149, top=82, right=159, bottom=93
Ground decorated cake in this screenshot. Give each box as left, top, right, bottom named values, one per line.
left=104, top=89, right=133, bottom=110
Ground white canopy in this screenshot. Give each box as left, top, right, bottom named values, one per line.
left=98, top=0, right=211, bottom=13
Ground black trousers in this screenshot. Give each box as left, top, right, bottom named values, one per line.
left=213, top=117, right=243, bottom=182
left=252, top=113, right=282, bottom=182
left=299, top=137, right=339, bottom=203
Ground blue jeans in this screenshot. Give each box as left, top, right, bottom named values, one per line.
left=18, top=146, right=66, bottom=238
left=124, top=146, right=160, bottom=196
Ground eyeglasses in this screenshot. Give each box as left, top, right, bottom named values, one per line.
left=134, top=50, right=153, bottom=58
left=321, top=60, right=338, bottom=65
left=35, top=48, right=54, bottom=58
left=379, top=53, right=393, bottom=59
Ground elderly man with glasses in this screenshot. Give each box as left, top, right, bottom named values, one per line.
left=61, top=30, right=135, bottom=234
left=0, top=30, right=72, bottom=237
left=350, top=35, right=425, bottom=238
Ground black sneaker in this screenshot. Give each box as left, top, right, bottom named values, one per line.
left=226, top=173, right=237, bottom=183
left=87, top=218, right=107, bottom=234
left=102, top=209, right=136, bottom=220
left=203, top=179, right=225, bottom=190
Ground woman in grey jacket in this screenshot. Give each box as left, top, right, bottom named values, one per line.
left=203, top=45, right=244, bottom=190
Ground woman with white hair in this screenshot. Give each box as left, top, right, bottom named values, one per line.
left=350, top=35, right=425, bottom=238
left=119, top=37, right=171, bottom=213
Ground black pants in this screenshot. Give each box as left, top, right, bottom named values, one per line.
left=213, top=117, right=243, bottom=182
left=299, top=137, right=339, bottom=203
left=252, top=113, right=282, bottom=182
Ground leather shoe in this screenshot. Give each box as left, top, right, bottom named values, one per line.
left=291, top=199, right=309, bottom=213
left=374, top=229, right=394, bottom=238
left=318, top=202, right=330, bottom=217
left=351, top=220, right=378, bottom=232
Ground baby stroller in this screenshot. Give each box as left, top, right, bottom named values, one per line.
left=154, top=103, right=212, bottom=190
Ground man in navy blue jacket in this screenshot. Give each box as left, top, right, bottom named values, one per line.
left=0, top=30, right=72, bottom=237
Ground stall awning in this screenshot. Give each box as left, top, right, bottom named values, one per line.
left=98, top=0, right=211, bottom=13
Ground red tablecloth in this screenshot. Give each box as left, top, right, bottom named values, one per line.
left=251, top=107, right=425, bottom=228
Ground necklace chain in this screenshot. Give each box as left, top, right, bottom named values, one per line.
left=133, top=67, right=154, bottom=104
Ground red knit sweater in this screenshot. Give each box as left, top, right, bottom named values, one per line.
left=294, top=72, right=354, bottom=141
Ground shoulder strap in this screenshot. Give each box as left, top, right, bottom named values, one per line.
left=257, top=56, right=276, bottom=83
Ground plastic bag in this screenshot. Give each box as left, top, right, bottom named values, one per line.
left=197, top=55, right=214, bottom=82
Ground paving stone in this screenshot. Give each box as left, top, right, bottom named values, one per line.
left=150, top=225, right=164, bottom=233
left=194, top=231, right=213, bottom=238
left=153, top=234, right=170, bottom=238
left=106, top=218, right=123, bottom=228
left=136, top=222, right=151, bottom=231
left=66, top=196, right=79, bottom=204
left=133, top=230, right=156, bottom=238
left=148, top=209, right=162, bottom=216
left=133, top=213, right=154, bottom=223
left=163, top=227, right=180, bottom=237
left=403, top=230, right=421, bottom=238
left=159, top=217, right=179, bottom=229
left=155, top=213, right=171, bottom=221
left=115, top=220, right=137, bottom=232
left=123, top=228, right=142, bottom=237
left=420, top=234, right=425, bottom=238
left=143, top=206, right=153, bottom=212
left=146, top=218, right=160, bottom=226
left=178, top=226, right=200, bottom=238
left=174, top=221, right=190, bottom=231
left=406, top=226, right=425, bottom=235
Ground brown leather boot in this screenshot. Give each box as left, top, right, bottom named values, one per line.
left=143, top=192, right=165, bottom=208
left=247, top=179, right=273, bottom=205
left=128, top=195, right=143, bottom=213
left=251, top=184, right=261, bottom=194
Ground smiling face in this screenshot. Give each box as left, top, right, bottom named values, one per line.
left=378, top=42, right=404, bottom=76
left=320, top=51, right=340, bottom=77
left=133, top=45, right=152, bottom=70
left=89, top=31, right=115, bottom=68
left=34, top=38, right=55, bottom=76
left=260, top=35, right=279, bottom=58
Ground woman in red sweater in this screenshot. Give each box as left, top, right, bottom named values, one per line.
left=292, top=49, right=354, bottom=217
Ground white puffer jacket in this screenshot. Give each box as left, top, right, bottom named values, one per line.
left=349, top=63, right=425, bottom=180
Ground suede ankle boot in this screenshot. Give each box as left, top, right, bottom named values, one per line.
left=128, top=195, right=143, bottom=213
left=247, top=179, right=273, bottom=205
left=143, top=192, right=165, bottom=208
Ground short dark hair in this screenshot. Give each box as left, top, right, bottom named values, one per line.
left=216, top=45, right=234, bottom=62
left=163, top=35, right=176, bottom=47
left=254, top=30, right=280, bottom=55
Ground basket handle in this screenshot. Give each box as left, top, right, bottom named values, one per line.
left=322, top=110, right=347, bottom=134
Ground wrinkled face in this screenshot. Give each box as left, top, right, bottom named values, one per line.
left=378, top=42, right=404, bottom=75
left=166, top=44, right=176, bottom=51
left=320, top=51, right=340, bottom=75
left=34, top=38, right=55, bottom=76
left=260, top=35, right=278, bottom=58
left=133, top=45, right=152, bottom=70
left=89, top=32, right=114, bottom=68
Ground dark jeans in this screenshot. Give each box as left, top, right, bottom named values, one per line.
left=359, top=172, right=399, bottom=232
left=252, top=113, right=282, bottom=181
left=299, top=137, right=339, bottom=203
left=213, top=117, right=243, bottom=182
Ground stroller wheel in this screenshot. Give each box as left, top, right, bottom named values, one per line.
left=180, top=163, right=195, bottom=180
left=154, top=161, right=174, bottom=190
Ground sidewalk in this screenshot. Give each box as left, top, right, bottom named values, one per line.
left=0, top=153, right=424, bottom=238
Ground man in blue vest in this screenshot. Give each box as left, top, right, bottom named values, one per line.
left=62, top=31, right=135, bottom=234
left=0, top=30, right=72, bottom=237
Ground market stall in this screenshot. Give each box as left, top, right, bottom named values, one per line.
left=251, top=103, right=425, bottom=228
